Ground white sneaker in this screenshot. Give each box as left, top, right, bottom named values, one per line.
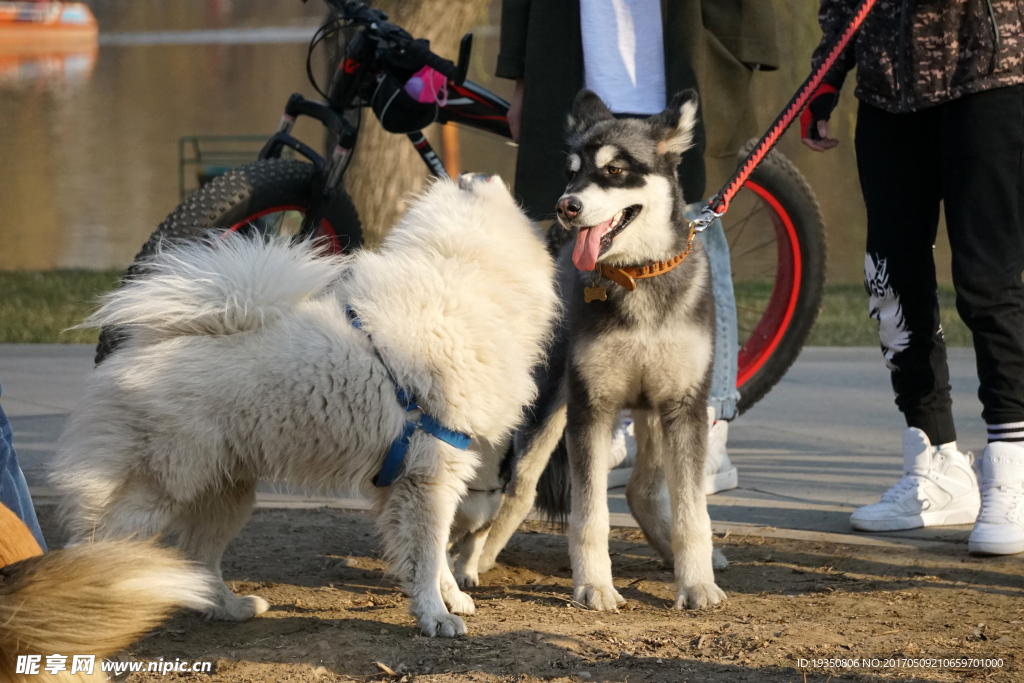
left=607, top=412, right=636, bottom=488
left=705, top=407, right=738, bottom=495
left=609, top=413, right=636, bottom=469
left=969, top=441, right=1024, bottom=555
left=850, top=427, right=980, bottom=532
left=605, top=410, right=738, bottom=493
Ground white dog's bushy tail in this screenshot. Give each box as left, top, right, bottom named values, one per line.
left=83, top=235, right=347, bottom=342
left=0, top=540, right=215, bottom=683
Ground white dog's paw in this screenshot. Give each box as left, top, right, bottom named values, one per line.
left=419, top=612, right=466, bottom=637
left=673, top=582, right=726, bottom=610
left=455, top=571, right=479, bottom=589
left=712, top=548, right=729, bottom=570
left=574, top=583, right=625, bottom=612
left=476, top=552, right=498, bottom=575
left=248, top=595, right=271, bottom=615
left=443, top=588, right=476, bottom=615
left=206, top=594, right=269, bottom=621
left=249, top=595, right=271, bottom=615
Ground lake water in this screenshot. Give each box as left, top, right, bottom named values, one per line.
left=0, top=0, right=955, bottom=283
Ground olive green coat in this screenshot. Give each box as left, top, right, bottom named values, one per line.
left=496, top=0, right=779, bottom=220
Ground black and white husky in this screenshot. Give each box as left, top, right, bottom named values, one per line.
left=467, top=89, right=727, bottom=611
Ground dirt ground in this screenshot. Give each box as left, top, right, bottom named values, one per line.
left=37, top=506, right=1023, bottom=683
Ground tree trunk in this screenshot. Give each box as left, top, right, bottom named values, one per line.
left=344, top=0, right=489, bottom=247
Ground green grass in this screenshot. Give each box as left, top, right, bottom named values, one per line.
left=0, top=271, right=974, bottom=347
left=0, top=270, right=122, bottom=343
left=802, top=282, right=972, bottom=347
left=725, top=281, right=971, bottom=348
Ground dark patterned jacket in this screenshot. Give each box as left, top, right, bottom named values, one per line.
left=813, top=0, right=1024, bottom=112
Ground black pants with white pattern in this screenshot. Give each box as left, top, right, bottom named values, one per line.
left=855, top=85, right=1024, bottom=446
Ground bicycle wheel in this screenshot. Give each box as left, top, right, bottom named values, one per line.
left=95, top=158, right=362, bottom=364
left=726, top=149, right=827, bottom=414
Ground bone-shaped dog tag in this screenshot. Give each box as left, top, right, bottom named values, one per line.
left=584, top=285, right=607, bottom=303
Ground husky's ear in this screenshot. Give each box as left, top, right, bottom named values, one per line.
left=567, top=90, right=614, bottom=134
left=653, top=89, right=700, bottom=156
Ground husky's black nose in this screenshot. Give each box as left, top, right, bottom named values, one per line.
left=557, top=195, right=582, bottom=220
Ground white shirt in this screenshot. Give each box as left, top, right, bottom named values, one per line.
left=580, top=0, right=667, bottom=115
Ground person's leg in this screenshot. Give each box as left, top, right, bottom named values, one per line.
left=0, top=380, right=45, bottom=550
left=941, top=85, right=1024, bottom=438
left=849, top=102, right=979, bottom=531
left=693, top=204, right=741, bottom=422
left=690, top=205, right=739, bottom=494
left=940, top=84, right=1024, bottom=555
left=856, top=102, right=953, bottom=441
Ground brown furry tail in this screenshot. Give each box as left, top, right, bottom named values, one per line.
left=0, top=539, right=214, bottom=683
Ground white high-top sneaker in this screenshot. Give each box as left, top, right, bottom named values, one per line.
left=968, top=441, right=1024, bottom=555
left=705, top=407, right=738, bottom=495
left=850, top=427, right=980, bottom=532
left=605, top=410, right=738, bottom=493
left=607, top=412, right=636, bottom=488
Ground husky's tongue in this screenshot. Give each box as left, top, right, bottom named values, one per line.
left=572, top=218, right=614, bottom=271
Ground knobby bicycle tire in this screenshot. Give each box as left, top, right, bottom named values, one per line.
left=94, top=159, right=362, bottom=364
left=731, top=148, right=827, bottom=414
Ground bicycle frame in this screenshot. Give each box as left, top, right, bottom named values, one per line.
left=418, top=79, right=512, bottom=176
left=257, top=14, right=511, bottom=213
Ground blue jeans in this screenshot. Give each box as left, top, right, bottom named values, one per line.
left=0, top=380, right=46, bottom=550
left=691, top=203, right=740, bottom=422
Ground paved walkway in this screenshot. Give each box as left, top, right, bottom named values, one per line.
left=1, top=344, right=1000, bottom=550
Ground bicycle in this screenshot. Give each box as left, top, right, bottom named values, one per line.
left=96, top=0, right=827, bottom=415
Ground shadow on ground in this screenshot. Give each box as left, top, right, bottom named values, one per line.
left=36, top=506, right=1022, bottom=682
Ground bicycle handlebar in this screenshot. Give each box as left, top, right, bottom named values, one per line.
left=421, top=50, right=459, bottom=82
left=325, top=0, right=387, bottom=27
left=284, top=93, right=346, bottom=133
left=320, top=0, right=463, bottom=84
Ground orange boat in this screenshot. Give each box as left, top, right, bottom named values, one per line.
left=0, top=3, right=97, bottom=88
left=0, top=2, right=98, bottom=49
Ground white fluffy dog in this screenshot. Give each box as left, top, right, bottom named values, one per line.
left=51, top=177, right=558, bottom=637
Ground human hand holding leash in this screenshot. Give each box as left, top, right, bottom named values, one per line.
left=800, top=83, right=840, bottom=152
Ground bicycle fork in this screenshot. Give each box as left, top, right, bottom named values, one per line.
left=408, top=130, right=448, bottom=179
left=260, top=93, right=359, bottom=239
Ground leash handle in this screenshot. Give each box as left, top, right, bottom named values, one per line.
left=706, top=0, right=879, bottom=217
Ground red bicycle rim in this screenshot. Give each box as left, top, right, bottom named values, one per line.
left=225, top=205, right=340, bottom=254
left=735, top=181, right=803, bottom=388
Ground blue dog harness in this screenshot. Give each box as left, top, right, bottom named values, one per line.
left=346, top=306, right=472, bottom=487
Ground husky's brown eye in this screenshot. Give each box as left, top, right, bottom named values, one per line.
left=606, top=165, right=622, bottom=175
left=566, top=169, right=578, bottom=181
